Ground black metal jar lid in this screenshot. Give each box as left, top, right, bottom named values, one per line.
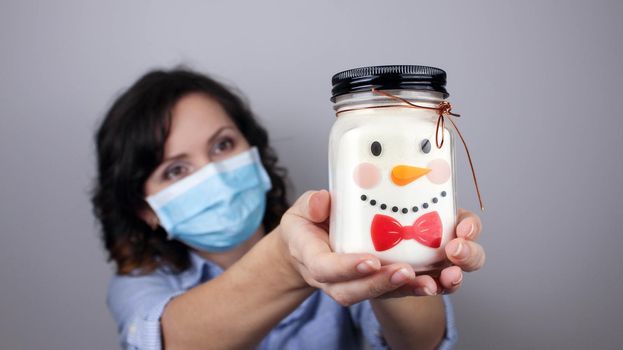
left=330, top=65, right=449, bottom=102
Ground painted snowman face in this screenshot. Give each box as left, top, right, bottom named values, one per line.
left=332, top=112, right=456, bottom=268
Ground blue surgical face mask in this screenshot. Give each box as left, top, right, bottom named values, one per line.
left=145, top=147, right=272, bottom=252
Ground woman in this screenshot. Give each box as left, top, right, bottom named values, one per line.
left=92, top=68, right=485, bottom=349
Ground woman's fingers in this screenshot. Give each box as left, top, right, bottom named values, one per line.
left=299, top=251, right=382, bottom=284
left=438, top=266, right=463, bottom=294
left=282, top=190, right=381, bottom=284
left=286, top=190, right=331, bottom=224
left=456, top=208, right=483, bottom=241
left=377, top=266, right=465, bottom=298
left=324, top=264, right=416, bottom=306
left=286, top=226, right=381, bottom=284
left=379, top=274, right=439, bottom=298
left=445, top=238, right=486, bottom=272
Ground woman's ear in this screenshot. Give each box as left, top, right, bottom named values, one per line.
left=139, top=206, right=160, bottom=230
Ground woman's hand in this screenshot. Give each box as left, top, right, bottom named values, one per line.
left=431, top=208, right=485, bottom=294
left=278, top=190, right=485, bottom=305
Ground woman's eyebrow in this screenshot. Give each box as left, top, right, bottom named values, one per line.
left=207, top=125, right=235, bottom=145
left=161, top=153, right=189, bottom=164
left=161, top=125, right=235, bottom=163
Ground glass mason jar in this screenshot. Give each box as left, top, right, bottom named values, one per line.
left=328, top=65, right=457, bottom=272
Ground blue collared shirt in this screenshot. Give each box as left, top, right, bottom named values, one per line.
left=107, top=251, right=458, bottom=349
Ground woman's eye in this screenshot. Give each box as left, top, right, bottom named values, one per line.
left=164, top=164, right=189, bottom=180
left=420, top=139, right=431, bottom=154
left=370, top=141, right=382, bottom=156
left=212, top=137, right=235, bottom=155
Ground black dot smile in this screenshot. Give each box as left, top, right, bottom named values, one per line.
left=360, top=190, right=448, bottom=214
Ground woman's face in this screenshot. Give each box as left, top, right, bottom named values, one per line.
left=144, top=92, right=250, bottom=197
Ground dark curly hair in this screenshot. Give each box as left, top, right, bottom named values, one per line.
left=91, top=68, right=289, bottom=275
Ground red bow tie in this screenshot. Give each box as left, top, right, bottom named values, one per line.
left=371, top=211, right=443, bottom=251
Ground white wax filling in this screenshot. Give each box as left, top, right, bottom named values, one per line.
left=329, top=108, right=457, bottom=270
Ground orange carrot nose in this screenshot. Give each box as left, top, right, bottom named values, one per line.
left=391, top=165, right=431, bottom=186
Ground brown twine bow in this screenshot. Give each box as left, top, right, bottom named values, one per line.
left=335, top=88, right=484, bottom=211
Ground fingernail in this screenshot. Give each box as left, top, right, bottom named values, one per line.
left=414, top=287, right=437, bottom=296
left=453, top=242, right=468, bottom=259
left=466, top=223, right=475, bottom=238
left=451, top=274, right=463, bottom=286
left=308, top=192, right=319, bottom=209
left=390, top=268, right=412, bottom=285
left=356, top=260, right=378, bottom=274
left=458, top=221, right=474, bottom=238
left=424, top=287, right=437, bottom=296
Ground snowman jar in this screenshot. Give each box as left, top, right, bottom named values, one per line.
left=328, top=65, right=458, bottom=272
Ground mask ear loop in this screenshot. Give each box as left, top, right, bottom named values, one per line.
left=336, top=89, right=484, bottom=211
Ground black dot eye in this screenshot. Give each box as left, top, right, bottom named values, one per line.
left=420, top=139, right=431, bottom=154
left=370, top=141, right=382, bottom=156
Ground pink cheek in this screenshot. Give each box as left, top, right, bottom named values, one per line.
left=353, top=162, right=381, bottom=189
left=426, top=159, right=451, bottom=184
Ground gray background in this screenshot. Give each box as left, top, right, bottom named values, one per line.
left=1, top=0, right=622, bottom=349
